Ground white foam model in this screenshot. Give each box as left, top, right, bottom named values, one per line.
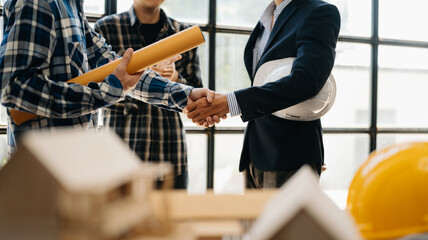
left=244, top=166, right=362, bottom=240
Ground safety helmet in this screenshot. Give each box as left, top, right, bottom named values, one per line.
left=253, top=57, right=336, bottom=121
left=347, top=142, right=428, bottom=240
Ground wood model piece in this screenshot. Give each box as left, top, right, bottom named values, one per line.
left=0, top=128, right=170, bottom=240
left=245, top=166, right=363, bottom=240
left=1, top=128, right=360, bottom=240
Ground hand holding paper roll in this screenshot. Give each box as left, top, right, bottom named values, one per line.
left=112, top=48, right=144, bottom=95
left=9, top=25, right=205, bottom=125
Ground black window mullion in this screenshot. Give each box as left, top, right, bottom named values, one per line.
left=104, top=0, right=117, bottom=16
left=370, top=0, right=379, bottom=152
left=206, top=0, right=217, bottom=190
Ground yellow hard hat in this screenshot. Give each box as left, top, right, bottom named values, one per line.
left=347, top=142, right=428, bottom=240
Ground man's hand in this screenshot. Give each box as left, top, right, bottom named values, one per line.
left=184, top=93, right=229, bottom=127
left=150, top=55, right=182, bottom=82
left=183, top=88, right=227, bottom=127
left=112, top=48, right=144, bottom=94
left=186, top=88, right=215, bottom=106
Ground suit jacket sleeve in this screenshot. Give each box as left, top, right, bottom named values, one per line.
left=234, top=4, right=341, bottom=122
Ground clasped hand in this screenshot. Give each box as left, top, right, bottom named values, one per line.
left=152, top=55, right=230, bottom=127
left=183, top=90, right=229, bottom=128
left=113, top=48, right=228, bottom=127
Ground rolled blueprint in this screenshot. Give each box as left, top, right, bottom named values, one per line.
left=10, top=25, right=205, bottom=125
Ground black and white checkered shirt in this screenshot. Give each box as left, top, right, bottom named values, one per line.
left=94, top=8, right=202, bottom=177
left=0, top=1, right=192, bottom=155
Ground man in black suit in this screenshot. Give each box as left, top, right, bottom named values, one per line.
left=184, top=0, right=340, bottom=188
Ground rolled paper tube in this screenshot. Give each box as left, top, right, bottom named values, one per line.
left=10, top=25, right=205, bottom=125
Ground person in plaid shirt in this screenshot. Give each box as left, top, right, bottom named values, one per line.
left=94, top=0, right=203, bottom=189
left=0, top=0, right=216, bottom=157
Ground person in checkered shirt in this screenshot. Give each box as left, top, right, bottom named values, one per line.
left=94, top=0, right=204, bottom=189
left=0, top=0, right=217, bottom=159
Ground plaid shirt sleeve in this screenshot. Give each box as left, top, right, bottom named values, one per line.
left=129, top=69, right=193, bottom=112
left=0, top=0, right=124, bottom=118
left=85, top=19, right=119, bottom=69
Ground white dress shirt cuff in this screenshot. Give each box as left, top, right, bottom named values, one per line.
left=226, top=92, right=242, bottom=117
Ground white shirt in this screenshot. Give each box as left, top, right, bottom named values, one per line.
left=227, top=0, right=293, bottom=117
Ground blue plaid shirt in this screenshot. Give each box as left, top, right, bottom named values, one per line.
left=0, top=0, right=192, bottom=152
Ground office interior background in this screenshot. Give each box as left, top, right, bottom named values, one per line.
left=1, top=0, right=428, bottom=205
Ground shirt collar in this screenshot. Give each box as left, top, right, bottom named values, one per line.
left=128, top=7, right=176, bottom=32
left=129, top=6, right=138, bottom=26
left=259, top=0, right=293, bottom=31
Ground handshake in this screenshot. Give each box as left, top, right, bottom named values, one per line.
left=114, top=51, right=230, bottom=127
left=133, top=54, right=230, bottom=127
left=183, top=88, right=230, bottom=128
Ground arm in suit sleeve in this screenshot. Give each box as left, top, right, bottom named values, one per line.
left=234, top=4, right=341, bottom=122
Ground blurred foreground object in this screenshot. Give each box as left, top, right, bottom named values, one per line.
left=347, top=142, right=428, bottom=240
left=0, top=129, right=364, bottom=240
left=0, top=129, right=274, bottom=240
left=246, top=166, right=362, bottom=240
left=0, top=129, right=171, bottom=239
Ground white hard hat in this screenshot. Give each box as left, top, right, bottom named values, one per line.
left=253, top=57, right=336, bottom=121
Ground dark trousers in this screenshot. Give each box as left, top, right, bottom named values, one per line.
left=245, top=162, right=320, bottom=189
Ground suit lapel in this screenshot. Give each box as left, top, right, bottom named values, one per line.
left=263, top=3, right=298, bottom=57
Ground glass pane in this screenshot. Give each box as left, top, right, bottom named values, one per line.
left=217, top=0, right=265, bottom=28
left=380, top=0, right=428, bottom=42
left=117, top=0, right=133, bottom=13
left=325, top=0, right=371, bottom=37
left=320, top=134, right=370, bottom=191
left=83, top=0, right=105, bottom=15
left=163, top=1, right=209, bottom=24
left=118, top=0, right=209, bottom=24
left=199, top=32, right=209, bottom=88
left=322, top=42, right=371, bottom=128
left=377, top=134, right=428, bottom=151
left=0, top=135, right=7, bottom=167
left=378, top=46, right=428, bottom=128
left=186, top=134, right=207, bottom=194
left=0, top=107, right=6, bottom=125
left=215, top=33, right=250, bottom=128
left=214, top=134, right=244, bottom=194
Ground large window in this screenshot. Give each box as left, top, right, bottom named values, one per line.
left=2, top=1, right=428, bottom=197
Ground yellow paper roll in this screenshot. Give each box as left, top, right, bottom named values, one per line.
left=10, top=25, right=205, bottom=125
